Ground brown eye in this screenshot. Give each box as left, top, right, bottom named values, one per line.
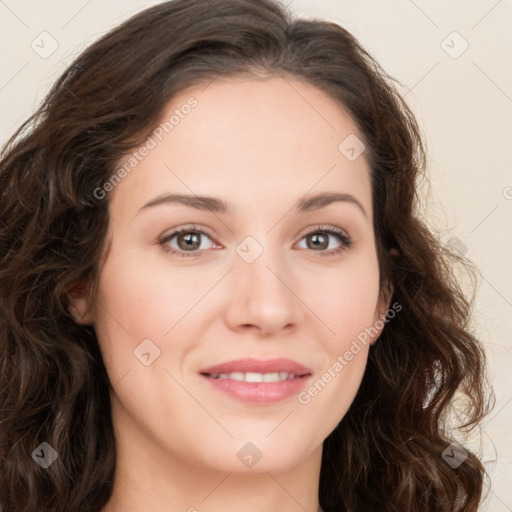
left=176, top=232, right=202, bottom=251
left=160, top=226, right=216, bottom=257
left=296, top=227, right=352, bottom=256
left=306, top=232, right=330, bottom=251
left=294, top=226, right=353, bottom=257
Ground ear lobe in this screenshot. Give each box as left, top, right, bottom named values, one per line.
left=66, top=277, right=95, bottom=325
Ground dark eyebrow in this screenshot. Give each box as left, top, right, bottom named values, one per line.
left=138, top=191, right=367, bottom=218
left=139, top=193, right=228, bottom=213
left=295, top=192, right=367, bottom=218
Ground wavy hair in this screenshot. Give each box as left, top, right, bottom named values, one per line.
left=0, top=0, right=493, bottom=510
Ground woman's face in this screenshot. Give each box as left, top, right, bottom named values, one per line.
left=72, top=75, right=390, bottom=474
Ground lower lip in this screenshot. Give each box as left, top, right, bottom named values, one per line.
left=201, top=374, right=311, bottom=403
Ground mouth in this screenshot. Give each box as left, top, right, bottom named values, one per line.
left=204, top=371, right=304, bottom=382
left=199, top=358, right=312, bottom=403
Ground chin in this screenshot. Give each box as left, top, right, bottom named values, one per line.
left=188, top=432, right=319, bottom=475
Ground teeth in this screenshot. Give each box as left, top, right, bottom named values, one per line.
left=245, top=372, right=264, bottom=383
left=210, top=371, right=297, bottom=382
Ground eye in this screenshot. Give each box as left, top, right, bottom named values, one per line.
left=296, top=225, right=353, bottom=256
left=158, top=224, right=353, bottom=258
left=159, top=225, right=217, bottom=258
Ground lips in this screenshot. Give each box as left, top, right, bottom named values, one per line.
left=199, top=358, right=312, bottom=403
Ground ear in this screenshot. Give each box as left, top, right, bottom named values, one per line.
left=369, top=279, right=394, bottom=346
left=66, top=277, right=95, bottom=325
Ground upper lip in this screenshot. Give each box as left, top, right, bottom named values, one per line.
left=199, top=358, right=312, bottom=376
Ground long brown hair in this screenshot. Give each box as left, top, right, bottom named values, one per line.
left=0, top=1, right=493, bottom=510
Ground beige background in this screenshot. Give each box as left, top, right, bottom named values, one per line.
left=0, top=0, right=510, bottom=509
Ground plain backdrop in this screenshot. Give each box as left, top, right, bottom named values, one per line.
left=0, top=0, right=511, bottom=509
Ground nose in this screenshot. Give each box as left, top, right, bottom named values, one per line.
left=223, top=239, right=304, bottom=337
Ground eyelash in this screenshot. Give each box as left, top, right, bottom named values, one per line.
left=159, top=224, right=353, bottom=258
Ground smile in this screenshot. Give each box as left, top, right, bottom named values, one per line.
left=199, top=358, right=312, bottom=403
left=207, top=371, right=298, bottom=382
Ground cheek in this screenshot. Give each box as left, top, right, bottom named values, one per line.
left=92, top=245, right=222, bottom=382
left=302, top=256, right=381, bottom=423
left=94, top=242, right=381, bottom=356
left=297, top=264, right=379, bottom=430
left=305, top=256, right=381, bottom=350
left=95, top=248, right=208, bottom=338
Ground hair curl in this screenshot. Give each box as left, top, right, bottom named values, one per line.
left=0, top=0, right=493, bottom=510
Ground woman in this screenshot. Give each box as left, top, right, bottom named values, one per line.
left=0, top=0, right=493, bottom=510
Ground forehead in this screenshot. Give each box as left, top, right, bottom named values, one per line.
left=166, top=74, right=363, bottom=158
left=109, top=75, right=372, bottom=218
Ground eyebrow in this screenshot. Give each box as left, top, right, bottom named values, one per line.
left=139, top=191, right=367, bottom=218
